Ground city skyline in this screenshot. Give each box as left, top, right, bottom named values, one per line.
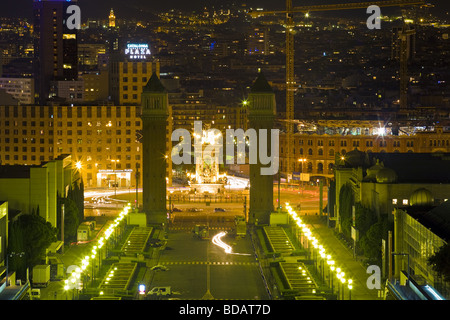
left=3, top=0, right=450, bottom=19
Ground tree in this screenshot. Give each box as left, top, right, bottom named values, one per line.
left=428, top=243, right=450, bottom=283
left=57, top=196, right=80, bottom=243
left=12, top=211, right=58, bottom=269
left=359, top=216, right=390, bottom=265
left=339, top=183, right=354, bottom=238
left=354, top=202, right=377, bottom=235
left=7, top=222, right=27, bottom=280
left=67, top=179, right=84, bottom=223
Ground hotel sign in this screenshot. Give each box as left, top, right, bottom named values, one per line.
left=125, top=44, right=151, bottom=60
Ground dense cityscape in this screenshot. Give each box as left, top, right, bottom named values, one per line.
left=0, top=0, right=449, bottom=313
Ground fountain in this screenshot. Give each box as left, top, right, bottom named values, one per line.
left=188, top=129, right=226, bottom=194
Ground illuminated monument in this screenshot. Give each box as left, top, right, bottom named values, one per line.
left=141, top=73, right=169, bottom=225
left=248, top=73, right=276, bottom=225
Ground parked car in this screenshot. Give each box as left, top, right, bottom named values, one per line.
left=147, top=286, right=172, bottom=296
left=31, top=289, right=41, bottom=300
left=214, top=208, right=226, bottom=212
left=172, top=207, right=182, bottom=212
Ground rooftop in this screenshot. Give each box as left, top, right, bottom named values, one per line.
left=366, top=153, right=450, bottom=184
left=143, top=72, right=166, bottom=93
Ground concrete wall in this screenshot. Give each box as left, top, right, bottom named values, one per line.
left=30, top=167, right=49, bottom=222
left=0, top=179, right=30, bottom=215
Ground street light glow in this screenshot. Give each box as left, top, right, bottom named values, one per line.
left=67, top=203, right=132, bottom=296
left=285, top=202, right=352, bottom=299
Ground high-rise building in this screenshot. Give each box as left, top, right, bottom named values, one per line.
left=33, top=0, right=78, bottom=105
left=247, top=26, right=271, bottom=55
left=109, top=47, right=159, bottom=105
left=392, top=24, right=416, bottom=61
left=109, top=9, right=116, bottom=28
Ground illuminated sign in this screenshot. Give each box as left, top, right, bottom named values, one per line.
left=125, top=44, right=151, bottom=60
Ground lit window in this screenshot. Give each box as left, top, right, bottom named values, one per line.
left=392, top=199, right=397, bottom=205
left=403, top=199, right=408, bottom=205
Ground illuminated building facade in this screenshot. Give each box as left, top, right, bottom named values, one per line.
left=246, top=26, right=271, bottom=55
left=0, top=78, right=34, bottom=104
left=0, top=154, right=80, bottom=228
left=169, top=91, right=248, bottom=135
left=109, top=55, right=160, bottom=105
left=279, top=125, right=450, bottom=182
left=394, top=200, right=450, bottom=299
left=0, top=105, right=145, bottom=189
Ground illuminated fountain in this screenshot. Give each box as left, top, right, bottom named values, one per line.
left=188, top=129, right=226, bottom=194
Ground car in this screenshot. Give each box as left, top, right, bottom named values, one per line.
left=149, top=239, right=165, bottom=247
left=147, top=286, right=171, bottom=296
left=31, top=289, right=41, bottom=300
left=214, top=208, right=226, bottom=212
left=150, top=265, right=169, bottom=271
left=172, top=207, right=182, bottom=212
left=188, top=208, right=203, bottom=212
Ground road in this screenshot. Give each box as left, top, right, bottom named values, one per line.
left=38, top=185, right=327, bottom=300
left=147, top=230, right=270, bottom=300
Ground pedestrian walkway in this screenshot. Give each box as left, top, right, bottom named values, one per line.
left=159, top=261, right=258, bottom=266
left=305, top=217, right=381, bottom=300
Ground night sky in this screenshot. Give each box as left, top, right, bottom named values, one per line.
left=2, top=0, right=449, bottom=19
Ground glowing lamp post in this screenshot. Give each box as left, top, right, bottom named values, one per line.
left=348, top=279, right=353, bottom=300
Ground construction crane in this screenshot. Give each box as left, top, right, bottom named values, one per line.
left=399, top=21, right=416, bottom=110
left=249, top=0, right=425, bottom=182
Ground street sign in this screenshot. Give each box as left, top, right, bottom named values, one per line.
left=300, top=173, right=310, bottom=182
left=292, top=172, right=301, bottom=181
left=351, top=226, right=359, bottom=241
left=293, top=172, right=310, bottom=181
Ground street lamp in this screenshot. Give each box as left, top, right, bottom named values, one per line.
left=348, top=279, right=353, bottom=300
left=297, top=158, right=307, bottom=195
left=111, top=159, right=120, bottom=198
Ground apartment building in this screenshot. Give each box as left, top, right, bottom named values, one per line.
left=279, top=126, right=450, bottom=181
left=109, top=58, right=160, bottom=105
left=0, top=105, right=167, bottom=188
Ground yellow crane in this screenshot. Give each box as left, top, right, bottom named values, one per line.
left=249, top=0, right=425, bottom=181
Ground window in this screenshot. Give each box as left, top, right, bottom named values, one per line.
left=392, top=199, right=398, bottom=205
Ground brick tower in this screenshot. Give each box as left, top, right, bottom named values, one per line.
left=141, top=73, right=169, bottom=225
left=248, top=73, right=277, bottom=225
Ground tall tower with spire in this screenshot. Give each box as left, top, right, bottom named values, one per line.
left=141, top=73, right=169, bottom=225
left=109, top=8, right=116, bottom=28
left=247, top=73, right=276, bottom=225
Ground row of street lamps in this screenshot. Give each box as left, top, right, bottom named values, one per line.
left=64, top=203, right=131, bottom=298
left=286, top=203, right=353, bottom=300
